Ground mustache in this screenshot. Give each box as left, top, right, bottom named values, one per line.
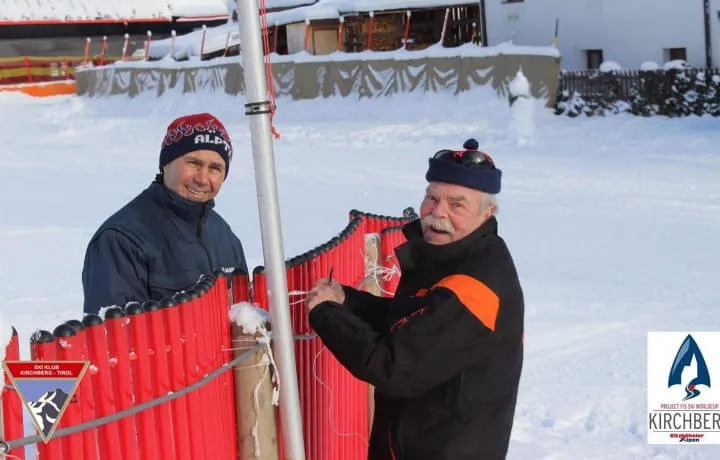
left=422, top=215, right=456, bottom=235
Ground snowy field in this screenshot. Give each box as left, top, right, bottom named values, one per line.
left=1, top=87, right=719, bottom=459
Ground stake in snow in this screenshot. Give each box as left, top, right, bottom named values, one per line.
left=229, top=302, right=281, bottom=459
left=231, top=301, right=272, bottom=338
left=229, top=302, right=278, bottom=405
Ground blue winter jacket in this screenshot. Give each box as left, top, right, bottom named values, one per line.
left=82, top=180, right=248, bottom=315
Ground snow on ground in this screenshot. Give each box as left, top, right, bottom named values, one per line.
left=1, top=86, right=719, bottom=459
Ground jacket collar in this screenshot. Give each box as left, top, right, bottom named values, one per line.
left=147, top=179, right=214, bottom=224
left=396, top=216, right=498, bottom=270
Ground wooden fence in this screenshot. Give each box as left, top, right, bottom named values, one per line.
left=557, top=67, right=720, bottom=106
left=558, top=69, right=641, bottom=101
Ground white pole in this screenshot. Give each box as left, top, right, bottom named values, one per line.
left=440, top=8, right=450, bottom=46
left=234, top=0, right=306, bottom=458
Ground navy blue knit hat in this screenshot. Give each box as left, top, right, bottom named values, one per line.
left=425, top=138, right=502, bottom=194
left=160, top=112, right=233, bottom=178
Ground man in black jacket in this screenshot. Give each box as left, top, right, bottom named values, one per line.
left=306, top=139, right=524, bottom=459
left=82, top=112, right=248, bottom=315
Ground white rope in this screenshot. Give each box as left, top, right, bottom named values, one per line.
left=0, top=343, right=265, bottom=453
left=251, top=354, right=271, bottom=458
left=284, top=289, right=371, bottom=447
left=312, top=345, right=370, bottom=448
left=242, top=271, right=405, bottom=451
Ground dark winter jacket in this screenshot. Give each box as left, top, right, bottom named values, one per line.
left=82, top=180, right=248, bottom=315
left=308, top=217, right=524, bottom=460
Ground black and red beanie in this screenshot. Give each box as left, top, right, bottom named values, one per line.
left=159, top=112, right=233, bottom=178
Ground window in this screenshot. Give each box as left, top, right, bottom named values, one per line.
left=586, top=49, right=604, bottom=70
left=665, top=47, right=687, bottom=62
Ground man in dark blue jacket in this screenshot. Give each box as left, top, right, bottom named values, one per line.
left=82, top=112, right=248, bottom=315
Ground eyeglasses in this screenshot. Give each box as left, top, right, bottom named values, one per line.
left=433, top=149, right=495, bottom=168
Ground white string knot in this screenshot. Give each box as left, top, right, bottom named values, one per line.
left=360, top=249, right=401, bottom=296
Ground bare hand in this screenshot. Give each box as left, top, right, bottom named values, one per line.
left=306, top=278, right=345, bottom=311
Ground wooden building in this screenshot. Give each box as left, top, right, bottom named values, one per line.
left=264, top=1, right=486, bottom=55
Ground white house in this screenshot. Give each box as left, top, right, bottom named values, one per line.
left=483, top=0, right=720, bottom=70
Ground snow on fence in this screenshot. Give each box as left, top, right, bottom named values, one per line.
left=0, top=209, right=412, bottom=460
left=74, top=44, right=561, bottom=104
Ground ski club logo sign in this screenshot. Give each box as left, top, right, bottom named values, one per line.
left=647, top=332, right=720, bottom=444
left=2, top=361, right=89, bottom=443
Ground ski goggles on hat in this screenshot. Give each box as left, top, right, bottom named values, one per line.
left=432, top=149, right=495, bottom=168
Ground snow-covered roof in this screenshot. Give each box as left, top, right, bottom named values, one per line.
left=266, top=0, right=478, bottom=25
left=170, top=0, right=230, bottom=18
left=0, top=0, right=230, bottom=23
left=144, top=22, right=240, bottom=59
left=1, top=0, right=472, bottom=25
left=264, top=0, right=317, bottom=11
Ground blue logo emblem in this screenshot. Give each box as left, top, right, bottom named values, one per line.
left=668, top=334, right=711, bottom=401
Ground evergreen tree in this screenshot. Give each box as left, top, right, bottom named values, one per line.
left=706, top=72, right=720, bottom=116
left=629, top=71, right=652, bottom=116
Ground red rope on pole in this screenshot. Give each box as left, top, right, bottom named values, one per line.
left=258, top=0, right=280, bottom=138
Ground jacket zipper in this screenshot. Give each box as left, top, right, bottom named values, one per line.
left=196, top=209, right=213, bottom=269
left=388, top=428, right=398, bottom=460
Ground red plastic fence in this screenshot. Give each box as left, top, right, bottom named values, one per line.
left=2, top=328, right=24, bottom=460
left=19, top=273, right=247, bottom=460
left=1, top=209, right=413, bottom=459
left=249, top=210, right=410, bottom=460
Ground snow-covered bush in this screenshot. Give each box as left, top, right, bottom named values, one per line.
left=663, top=60, right=691, bottom=70
left=640, top=61, right=659, bottom=71
left=554, top=66, right=720, bottom=118
left=599, top=61, right=621, bottom=72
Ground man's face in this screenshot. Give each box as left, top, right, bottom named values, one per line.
left=162, top=150, right=226, bottom=203
left=419, top=182, right=493, bottom=245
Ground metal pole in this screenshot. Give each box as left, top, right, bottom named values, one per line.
left=703, top=0, right=712, bottom=68
left=479, top=0, right=488, bottom=47
left=234, top=0, right=306, bottom=458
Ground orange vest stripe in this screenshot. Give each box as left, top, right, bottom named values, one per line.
left=432, top=275, right=499, bottom=331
